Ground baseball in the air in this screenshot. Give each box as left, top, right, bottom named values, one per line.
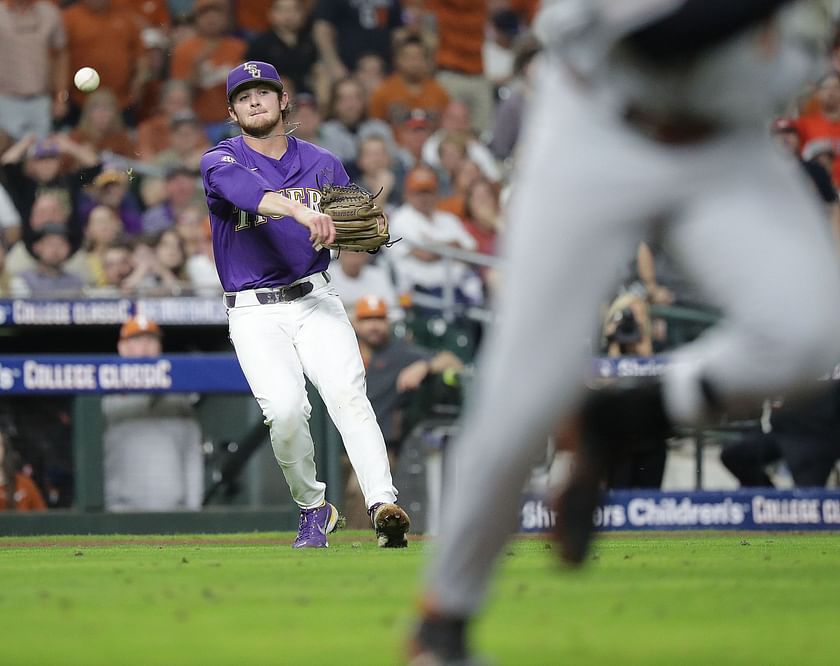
left=74, top=67, right=100, bottom=93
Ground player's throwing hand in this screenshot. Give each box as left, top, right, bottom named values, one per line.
left=295, top=206, right=336, bottom=248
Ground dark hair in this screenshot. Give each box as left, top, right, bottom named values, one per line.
left=396, top=35, right=428, bottom=56
left=0, top=430, right=18, bottom=509
left=326, top=76, right=367, bottom=122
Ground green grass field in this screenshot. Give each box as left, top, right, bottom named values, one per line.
left=2, top=531, right=840, bottom=665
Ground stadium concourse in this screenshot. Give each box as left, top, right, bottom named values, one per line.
left=0, top=0, right=840, bottom=540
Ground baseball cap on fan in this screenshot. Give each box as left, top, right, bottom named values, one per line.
left=120, top=315, right=161, bottom=340
left=227, top=61, right=284, bottom=102
left=355, top=295, right=389, bottom=319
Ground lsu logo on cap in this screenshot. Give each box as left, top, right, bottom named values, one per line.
left=244, top=62, right=262, bottom=78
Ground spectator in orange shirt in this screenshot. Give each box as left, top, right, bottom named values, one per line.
left=69, top=89, right=138, bottom=163
left=112, top=0, right=170, bottom=30
left=0, top=429, right=47, bottom=511
left=62, top=0, right=148, bottom=124
left=170, top=0, right=246, bottom=142
left=795, top=72, right=840, bottom=187
left=427, top=0, right=492, bottom=137
left=369, top=36, right=450, bottom=131
left=233, top=0, right=272, bottom=38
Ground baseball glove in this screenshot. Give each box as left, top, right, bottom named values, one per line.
left=318, top=183, right=395, bottom=254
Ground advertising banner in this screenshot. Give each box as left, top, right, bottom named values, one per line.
left=521, top=489, right=840, bottom=532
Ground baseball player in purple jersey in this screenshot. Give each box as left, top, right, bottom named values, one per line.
left=200, top=61, right=409, bottom=549
left=410, top=0, right=840, bottom=662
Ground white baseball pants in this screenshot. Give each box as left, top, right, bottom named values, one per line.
left=228, top=283, right=397, bottom=510
left=427, top=61, right=840, bottom=615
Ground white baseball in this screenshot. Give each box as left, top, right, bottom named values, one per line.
left=74, top=67, right=100, bottom=93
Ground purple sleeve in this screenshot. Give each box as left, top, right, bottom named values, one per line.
left=333, top=157, right=350, bottom=187
left=200, top=149, right=274, bottom=214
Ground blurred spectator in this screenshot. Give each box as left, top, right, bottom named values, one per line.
left=602, top=292, right=654, bottom=359
left=68, top=89, right=138, bottom=163
left=356, top=135, right=403, bottom=208
left=153, top=228, right=190, bottom=289
left=460, top=177, right=499, bottom=257
left=312, top=0, right=402, bottom=82
left=344, top=294, right=463, bottom=524
left=169, top=7, right=198, bottom=45
left=394, top=109, right=435, bottom=169
left=1, top=132, right=99, bottom=246
left=3, top=189, right=83, bottom=278
left=85, top=237, right=134, bottom=296
left=435, top=132, right=469, bottom=196
left=427, top=0, right=492, bottom=137
left=483, top=9, right=521, bottom=93
left=421, top=100, right=501, bottom=182
left=142, top=166, right=203, bottom=235
left=121, top=231, right=185, bottom=295
left=771, top=118, right=838, bottom=211
left=436, top=159, right=481, bottom=221
left=0, top=181, right=21, bottom=247
left=721, top=385, right=840, bottom=488
left=368, top=36, right=450, bottom=130
left=103, top=316, right=203, bottom=511
left=151, top=111, right=211, bottom=172
left=319, top=77, right=396, bottom=167
left=133, top=27, right=173, bottom=125
left=794, top=71, right=840, bottom=187
left=10, top=223, right=85, bottom=297
left=388, top=166, right=482, bottom=305
left=170, top=0, right=246, bottom=142
left=288, top=93, right=324, bottom=144
left=489, top=39, right=540, bottom=161
left=245, top=0, right=318, bottom=95
left=137, top=80, right=196, bottom=161
left=180, top=210, right=221, bottom=296
left=62, top=0, right=148, bottom=124
left=329, top=251, right=399, bottom=314
left=596, top=292, right=666, bottom=490
left=80, top=166, right=143, bottom=236
left=78, top=205, right=123, bottom=287
left=353, top=52, right=387, bottom=99
left=0, top=0, right=69, bottom=139
left=0, top=429, right=47, bottom=512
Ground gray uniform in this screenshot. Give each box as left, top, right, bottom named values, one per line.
left=103, top=394, right=203, bottom=511
left=426, top=0, right=840, bottom=616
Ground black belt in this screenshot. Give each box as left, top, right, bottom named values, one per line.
left=224, top=272, right=329, bottom=307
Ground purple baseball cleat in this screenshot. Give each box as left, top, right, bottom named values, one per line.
left=293, top=502, right=341, bottom=548
left=368, top=502, right=410, bottom=548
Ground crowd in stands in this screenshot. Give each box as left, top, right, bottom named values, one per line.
left=6, top=0, right=840, bottom=511
left=0, top=0, right=543, bottom=315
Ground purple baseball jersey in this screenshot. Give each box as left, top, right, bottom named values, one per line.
left=200, top=135, right=350, bottom=292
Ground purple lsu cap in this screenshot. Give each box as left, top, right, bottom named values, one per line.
left=226, top=61, right=284, bottom=102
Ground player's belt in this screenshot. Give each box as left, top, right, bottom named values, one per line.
left=223, top=271, right=330, bottom=307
